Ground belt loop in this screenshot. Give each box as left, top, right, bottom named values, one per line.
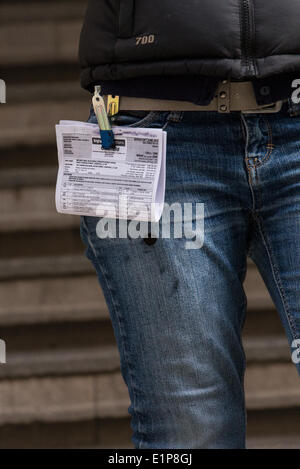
left=287, top=97, right=300, bottom=117
left=217, top=79, right=231, bottom=113
left=167, top=111, right=184, bottom=122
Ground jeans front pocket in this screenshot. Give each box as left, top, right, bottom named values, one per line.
left=118, top=0, right=135, bottom=38
left=88, top=107, right=184, bottom=131
left=112, top=111, right=175, bottom=130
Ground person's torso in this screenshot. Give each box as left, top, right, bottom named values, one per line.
left=79, top=0, right=300, bottom=91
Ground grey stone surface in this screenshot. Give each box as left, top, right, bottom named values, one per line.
left=1, top=0, right=299, bottom=449
left=246, top=363, right=300, bottom=409
left=0, top=100, right=87, bottom=147
left=0, top=21, right=82, bottom=66
left=0, top=1, right=87, bottom=23
left=0, top=373, right=129, bottom=425
left=0, top=346, right=120, bottom=379
left=0, top=273, right=107, bottom=325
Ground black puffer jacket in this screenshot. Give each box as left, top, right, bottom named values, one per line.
left=79, top=0, right=300, bottom=90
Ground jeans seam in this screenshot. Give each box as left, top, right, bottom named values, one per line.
left=245, top=157, right=256, bottom=210
left=167, top=111, right=185, bottom=123
left=256, top=117, right=274, bottom=167
left=254, top=213, right=298, bottom=340
left=254, top=166, right=263, bottom=209
left=241, top=113, right=256, bottom=209
left=80, top=217, right=145, bottom=447
left=128, top=111, right=166, bottom=128
left=162, top=111, right=185, bottom=130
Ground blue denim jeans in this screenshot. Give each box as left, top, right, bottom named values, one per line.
left=80, top=101, right=300, bottom=449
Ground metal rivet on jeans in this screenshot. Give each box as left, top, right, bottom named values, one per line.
left=260, top=86, right=271, bottom=96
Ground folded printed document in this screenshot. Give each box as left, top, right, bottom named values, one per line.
left=55, top=121, right=167, bottom=222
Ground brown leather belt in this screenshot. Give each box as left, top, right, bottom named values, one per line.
left=104, top=79, right=284, bottom=114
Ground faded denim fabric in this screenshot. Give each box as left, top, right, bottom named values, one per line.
left=80, top=101, right=300, bottom=448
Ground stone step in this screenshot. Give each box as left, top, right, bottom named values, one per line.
left=0, top=254, right=92, bottom=281
left=0, top=252, right=276, bottom=316
left=0, top=361, right=299, bottom=427
left=244, top=264, right=274, bottom=311
left=0, top=81, right=88, bottom=150
left=247, top=408, right=300, bottom=449
left=1, top=318, right=116, bottom=353
left=0, top=177, right=73, bottom=242
left=0, top=146, right=57, bottom=171
left=0, top=20, right=82, bottom=67
left=0, top=331, right=292, bottom=382
left=0, top=372, right=129, bottom=426
left=0, top=173, right=282, bottom=315
left=1, top=0, right=87, bottom=24
left=245, top=362, right=300, bottom=410
left=0, top=283, right=288, bottom=362
left=0, top=209, right=78, bottom=234
left=0, top=256, right=106, bottom=326
left=244, top=335, right=290, bottom=363
left=0, top=0, right=86, bottom=74
left=0, top=252, right=292, bottom=352
left=1, top=413, right=300, bottom=448
left=0, top=345, right=120, bottom=380
left=0, top=99, right=88, bottom=147
left=247, top=435, right=300, bottom=449
left=0, top=227, right=84, bottom=259
left=244, top=265, right=275, bottom=312
left=0, top=172, right=278, bottom=310
left=0, top=276, right=105, bottom=327
left=0, top=167, right=57, bottom=189
left=0, top=417, right=134, bottom=449
left=6, top=81, right=87, bottom=105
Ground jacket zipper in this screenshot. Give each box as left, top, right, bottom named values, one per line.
left=240, top=0, right=256, bottom=76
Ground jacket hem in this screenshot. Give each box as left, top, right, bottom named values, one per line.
left=80, top=56, right=300, bottom=91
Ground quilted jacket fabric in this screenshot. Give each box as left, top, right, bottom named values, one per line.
left=79, top=0, right=300, bottom=90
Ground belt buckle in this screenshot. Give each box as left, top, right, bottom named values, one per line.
left=243, top=100, right=283, bottom=114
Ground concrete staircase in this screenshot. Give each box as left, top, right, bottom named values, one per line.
left=1, top=0, right=300, bottom=449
